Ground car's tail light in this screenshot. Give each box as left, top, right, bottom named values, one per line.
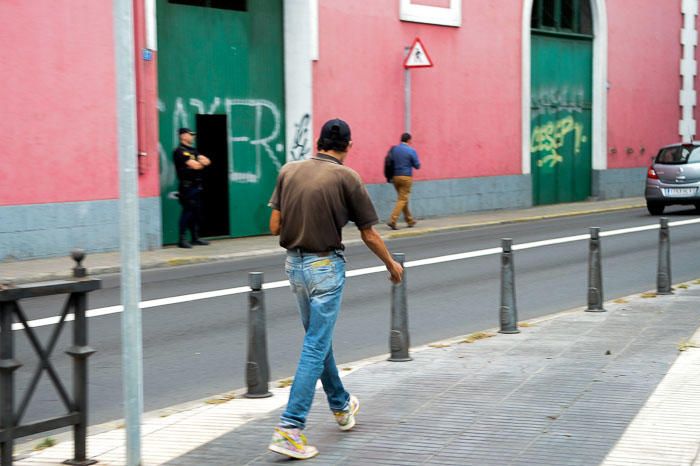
left=647, top=166, right=659, bottom=179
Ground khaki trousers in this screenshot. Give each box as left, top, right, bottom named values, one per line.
left=389, top=176, right=415, bottom=225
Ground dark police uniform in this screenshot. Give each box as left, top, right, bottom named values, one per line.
left=173, top=143, right=205, bottom=243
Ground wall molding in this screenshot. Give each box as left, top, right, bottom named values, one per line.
left=399, top=0, right=462, bottom=27
left=680, top=0, right=698, bottom=142
left=283, top=0, right=315, bottom=163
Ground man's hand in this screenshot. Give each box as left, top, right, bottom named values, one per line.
left=198, top=155, right=211, bottom=166
left=386, top=259, right=403, bottom=284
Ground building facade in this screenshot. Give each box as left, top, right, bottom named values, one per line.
left=0, top=0, right=695, bottom=260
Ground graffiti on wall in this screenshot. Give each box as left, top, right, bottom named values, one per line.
left=531, top=115, right=587, bottom=168
left=531, top=86, right=585, bottom=118
left=159, top=96, right=283, bottom=193
left=289, top=113, right=312, bottom=161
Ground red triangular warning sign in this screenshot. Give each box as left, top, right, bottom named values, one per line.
left=404, top=37, right=433, bottom=69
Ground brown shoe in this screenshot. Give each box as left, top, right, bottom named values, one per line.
left=386, top=222, right=398, bottom=230
left=407, top=221, right=417, bottom=228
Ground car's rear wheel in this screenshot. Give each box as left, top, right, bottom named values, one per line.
left=647, top=202, right=665, bottom=215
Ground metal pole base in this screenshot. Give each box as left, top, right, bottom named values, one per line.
left=244, top=391, right=273, bottom=399
left=498, top=329, right=521, bottom=334
left=63, top=459, right=98, bottom=466
left=656, top=290, right=674, bottom=296
left=585, top=307, right=607, bottom=313
left=387, top=356, right=413, bottom=362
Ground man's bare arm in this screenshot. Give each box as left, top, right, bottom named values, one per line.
left=269, top=209, right=281, bottom=236
left=185, top=159, right=204, bottom=170
left=360, top=226, right=403, bottom=283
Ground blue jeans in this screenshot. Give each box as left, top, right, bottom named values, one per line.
left=279, top=251, right=350, bottom=430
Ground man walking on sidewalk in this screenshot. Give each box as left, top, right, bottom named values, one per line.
left=267, top=118, right=403, bottom=460
left=387, top=133, right=421, bottom=230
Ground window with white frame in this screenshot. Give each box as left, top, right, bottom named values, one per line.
left=400, top=0, right=461, bottom=27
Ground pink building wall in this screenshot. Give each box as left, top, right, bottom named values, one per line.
left=0, top=0, right=159, bottom=207
left=606, top=0, right=682, bottom=169
left=313, top=1, right=522, bottom=185
left=133, top=0, right=161, bottom=193
left=696, top=12, right=700, bottom=139
left=315, top=1, right=687, bottom=180
left=0, top=1, right=687, bottom=207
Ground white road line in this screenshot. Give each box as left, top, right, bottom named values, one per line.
left=14, top=217, right=700, bottom=331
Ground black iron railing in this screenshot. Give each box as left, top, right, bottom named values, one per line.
left=0, top=252, right=100, bottom=465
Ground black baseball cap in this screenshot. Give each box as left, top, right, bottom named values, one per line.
left=319, top=119, right=351, bottom=142
left=178, top=127, right=196, bottom=135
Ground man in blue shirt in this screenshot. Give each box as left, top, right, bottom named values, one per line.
left=387, top=133, right=421, bottom=229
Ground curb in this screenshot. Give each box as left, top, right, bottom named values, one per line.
left=3, top=201, right=646, bottom=285
left=386, top=202, right=646, bottom=239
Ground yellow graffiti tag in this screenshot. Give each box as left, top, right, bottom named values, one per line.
left=530, top=115, right=587, bottom=168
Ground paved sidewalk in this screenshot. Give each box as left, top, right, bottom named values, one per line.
left=0, top=197, right=645, bottom=284
left=16, top=279, right=700, bottom=465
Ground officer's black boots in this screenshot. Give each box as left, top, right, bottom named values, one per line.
left=191, top=228, right=210, bottom=246
left=178, top=234, right=193, bottom=249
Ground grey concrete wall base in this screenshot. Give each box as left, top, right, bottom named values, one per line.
left=366, top=174, right=532, bottom=222
left=592, top=167, right=646, bottom=200
left=0, top=197, right=162, bottom=261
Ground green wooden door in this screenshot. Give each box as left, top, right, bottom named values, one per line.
left=157, top=0, right=285, bottom=244
left=531, top=34, right=592, bottom=205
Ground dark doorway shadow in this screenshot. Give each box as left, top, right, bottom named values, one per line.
left=196, top=114, right=230, bottom=238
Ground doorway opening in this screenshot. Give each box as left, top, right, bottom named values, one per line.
left=195, top=114, right=230, bottom=238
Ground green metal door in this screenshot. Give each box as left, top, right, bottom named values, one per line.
left=157, top=0, right=285, bottom=244
left=530, top=0, right=593, bottom=205
left=531, top=34, right=592, bottom=205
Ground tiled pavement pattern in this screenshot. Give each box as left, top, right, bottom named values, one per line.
left=602, top=345, right=700, bottom=466
left=160, top=285, right=700, bottom=466
left=602, top=293, right=700, bottom=466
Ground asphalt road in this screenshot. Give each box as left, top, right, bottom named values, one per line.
left=11, top=205, right=700, bottom=437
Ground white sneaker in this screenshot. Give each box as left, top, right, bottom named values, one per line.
left=333, top=395, right=360, bottom=431
left=268, top=427, right=319, bottom=460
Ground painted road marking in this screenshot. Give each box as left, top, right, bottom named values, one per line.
left=13, top=217, right=700, bottom=331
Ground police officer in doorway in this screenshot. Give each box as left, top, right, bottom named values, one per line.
left=174, top=127, right=211, bottom=248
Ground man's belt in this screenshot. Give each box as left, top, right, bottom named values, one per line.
left=286, top=248, right=332, bottom=257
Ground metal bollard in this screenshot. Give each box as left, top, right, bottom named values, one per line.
left=388, top=253, right=412, bottom=362
left=586, top=227, right=606, bottom=312
left=71, top=249, right=87, bottom=278
left=499, top=239, right=520, bottom=334
left=657, top=218, right=673, bottom=295
left=244, top=272, right=272, bottom=398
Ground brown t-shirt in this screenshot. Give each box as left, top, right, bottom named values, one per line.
left=268, top=154, right=379, bottom=252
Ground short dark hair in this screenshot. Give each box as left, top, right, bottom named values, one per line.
left=401, top=133, right=412, bottom=143
left=317, top=138, right=350, bottom=152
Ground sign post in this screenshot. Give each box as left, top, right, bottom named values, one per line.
left=403, top=37, right=434, bottom=134
left=113, top=0, right=143, bottom=464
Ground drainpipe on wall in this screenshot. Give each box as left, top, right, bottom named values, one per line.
left=680, top=0, right=698, bottom=143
